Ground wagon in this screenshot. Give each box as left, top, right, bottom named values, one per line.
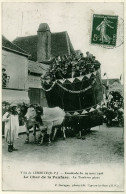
left=41, top=66, right=103, bottom=131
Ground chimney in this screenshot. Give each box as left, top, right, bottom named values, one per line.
left=37, top=23, right=51, bottom=62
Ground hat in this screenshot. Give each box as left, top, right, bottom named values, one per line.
left=2, top=101, right=10, bottom=105
left=2, top=68, right=6, bottom=71
left=10, top=103, right=17, bottom=107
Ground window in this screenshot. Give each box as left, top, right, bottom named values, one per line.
left=2, top=68, right=10, bottom=88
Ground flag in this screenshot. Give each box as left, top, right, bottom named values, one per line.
left=77, top=76, right=83, bottom=81
left=65, top=112, right=71, bottom=116
left=93, top=71, right=97, bottom=76
left=96, top=105, right=101, bottom=109
left=68, top=77, right=75, bottom=83
left=81, top=110, right=88, bottom=114
left=89, top=108, right=95, bottom=112
left=73, top=111, right=79, bottom=116
left=58, top=79, right=65, bottom=84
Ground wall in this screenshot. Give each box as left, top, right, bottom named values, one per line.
left=2, top=50, right=28, bottom=90
left=2, top=88, right=29, bottom=103
left=27, top=75, right=42, bottom=88
left=28, top=75, right=48, bottom=107
left=28, top=88, right=48, bottom=107
left=37, top=31, right=51, bottom=62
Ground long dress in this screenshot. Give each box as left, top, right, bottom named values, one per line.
left=96, top=21, right=111, bottom=43
left=2, top=112, right=19, bottom=144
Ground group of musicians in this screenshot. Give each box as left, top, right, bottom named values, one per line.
left=43, top=52, right=101, bottom=82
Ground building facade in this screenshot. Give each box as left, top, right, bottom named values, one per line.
left=27, top=60, right=49, bottom=106
left=2, top=36, right=29, bottom=103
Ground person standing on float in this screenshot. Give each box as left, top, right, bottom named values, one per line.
left=2, top=103, right=19, bottom=152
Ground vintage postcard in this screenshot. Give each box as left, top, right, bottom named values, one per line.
left=1, top=1, right=124, bottom=192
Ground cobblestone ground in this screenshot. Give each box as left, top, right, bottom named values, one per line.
left=2, top=124, right=124, bottom=165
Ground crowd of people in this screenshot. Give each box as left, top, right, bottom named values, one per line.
left=2, top=90, right=124, bottom=153
left=42, top=52, right=101, bottom=82
left=102, top=92, right=124, bottom=126
left=107, top=92, right=123, bottom=109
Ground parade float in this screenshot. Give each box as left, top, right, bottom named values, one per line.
left=41, top=55, right=103, bottom=130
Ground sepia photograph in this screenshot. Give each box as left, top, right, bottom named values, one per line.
left=2, top=1, right=124, bottom=191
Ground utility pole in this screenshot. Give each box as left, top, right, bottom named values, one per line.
left=21, top=11, right=23, bottom=35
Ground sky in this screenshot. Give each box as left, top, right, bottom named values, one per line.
left=2, top=2, right=124, bottom=79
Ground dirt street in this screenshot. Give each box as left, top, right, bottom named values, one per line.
left=2, top=124, right=124, bottom=165
left=2, top=124, right=124, bottom=191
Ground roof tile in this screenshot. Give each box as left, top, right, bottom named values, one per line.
left=2, top=35, right=28, bottom=56
left=13, top=31, right=75, bottom=61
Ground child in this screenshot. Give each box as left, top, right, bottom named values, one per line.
left=3, top=103, right=19, bottom=152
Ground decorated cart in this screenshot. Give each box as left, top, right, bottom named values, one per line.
left=41, top=66, right=103, bottom=130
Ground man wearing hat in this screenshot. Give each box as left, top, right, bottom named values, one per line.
left=2, top=103, right=19, bottom=152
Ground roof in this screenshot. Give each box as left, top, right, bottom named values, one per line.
left=28, top=60, right=49, bottom=75
left=13, top=31, right=75, bottom=61
left=102, top=78, right=120, bottom=85
left=51, top=31, right=75, bottom=57
left=67, top=32, right=75, bottom=55
left=13, top=35, right=37, bottom=61
left=109, top=82, right=123, bottom=96
left=2, top=35, right=29, bottom=57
